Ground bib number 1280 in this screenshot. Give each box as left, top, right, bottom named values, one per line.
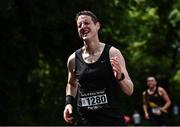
left=81, top=94, right=108, bottom=107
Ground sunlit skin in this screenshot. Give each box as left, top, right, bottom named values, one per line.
left=77, top=15, right=100, bottom=42
left=147, top=77, right=157, bottom=90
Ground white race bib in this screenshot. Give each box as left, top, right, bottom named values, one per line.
left=78, top=89, right=108, bottom=108
left=81, top=94, right=108, bottom=107
left=152, top=107, right=161, bottom=114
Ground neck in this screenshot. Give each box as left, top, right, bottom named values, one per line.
left=83, top=40, right=102, bottom=55
left=149, top=86, right=156, bottom=92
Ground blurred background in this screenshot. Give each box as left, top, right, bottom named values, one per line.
left=0, top=0, right=179, bottom=125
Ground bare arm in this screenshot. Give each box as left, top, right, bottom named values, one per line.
left=66, top=53, right=78, bottom=97
left=63, top=53, right=78, bottom=124
left=142, top=91, right=149, bottom=119
left=159, top=87, right=171, bottom=112
left=110, top=47, right=134, bottom=96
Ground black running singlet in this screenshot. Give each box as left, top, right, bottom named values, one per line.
left=145, top=87, right=168, bottom=126
left=145, top=86, right=164, bottom=115
left=75, top=44, right=125, bottom=125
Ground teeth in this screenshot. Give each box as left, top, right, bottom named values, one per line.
left=83, top=28, right=89, bottom=33
left=84, top=30, right=89, bottom=34
left=80, top=29, right=90, bottom=37
left=81, top=32, right=89, bottom=36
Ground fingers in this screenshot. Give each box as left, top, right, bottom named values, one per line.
left=110, top=57, right=120, bottom=66
left=110, top=57, right=122, bottom=77
left=64, top=110, right=73, bottom=124
left=145, top=116, right=149, bottom=120
left=63, top=105, right=74, bottom=124
left=110, top=57, right=121, bottom=71
left=145, top=113, right=149, bottom=119
left=65, top=115, right=74, bottom=124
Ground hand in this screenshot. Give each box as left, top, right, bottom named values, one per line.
left=160, top=107, right=167, bottom=113
left=110, top=56, right=123, bottom=80
left=145, top=112, right=149, bottom=119
left=63, top=104, right=74, bottom=124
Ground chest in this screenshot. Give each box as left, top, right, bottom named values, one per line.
left=75, top=55, right=114, bottom=91
left=82, top=51, right=102, bottom=64
left=146, top=91, right=163, bottom=104
left=77, top=58, right=111, bottom=83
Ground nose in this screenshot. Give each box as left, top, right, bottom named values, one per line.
left=81, top=23, right=86, bottom=28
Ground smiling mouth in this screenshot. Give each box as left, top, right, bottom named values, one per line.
left=81, top=32, right=89, bottom=38
left=80, top=28, right=90, bottom=36
left=82, top=33, right=88, bottom=37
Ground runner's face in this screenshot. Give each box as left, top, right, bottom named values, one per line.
left=147, top=77, right=156, bottom=88
left=76, top=15, right=99, bottom=41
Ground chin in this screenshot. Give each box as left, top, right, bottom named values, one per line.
left=82, top=37, right=89, bottom=41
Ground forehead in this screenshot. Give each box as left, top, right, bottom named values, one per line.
left=77, top=15, right=92, bottom=23
left=147, top=77, right=155, bottom=81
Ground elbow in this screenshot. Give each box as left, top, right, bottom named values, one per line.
left=121, top=80, right=134, bottom=96
left=129, top=84, right=134, bottom=96
left=129, top=89, right=134, bottom=96
left=166, top=98, right=171, bottom=107
left=127, top=81, right=134, bottom=96
left=126, top=88, right=134, bottom=96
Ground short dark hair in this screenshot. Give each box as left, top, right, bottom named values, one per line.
left=75, top=10, right=98, bottom=23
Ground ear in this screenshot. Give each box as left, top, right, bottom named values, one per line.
left=96, top=22, right=101, bottom=30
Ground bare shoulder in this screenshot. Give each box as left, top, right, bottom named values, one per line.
left=158, top=86, right=165, bottom=91
left=67, top=52, right=75, bottom=72
left=158, top=86, right=167, bottom=95
left=109, top=46, right=122, bottom=57
left=109, top=46, right=125, bottom=64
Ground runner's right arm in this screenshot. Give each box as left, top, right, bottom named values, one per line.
left=63, top=53, right=78, bottom=124
left=142, top=91, right=149, bottom=119
left=66, top=53, right=78, bottom=97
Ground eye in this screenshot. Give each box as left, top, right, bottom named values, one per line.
left=78, top=23, right=82, bottom=28
left=84, top=22, right=89, bottom=25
